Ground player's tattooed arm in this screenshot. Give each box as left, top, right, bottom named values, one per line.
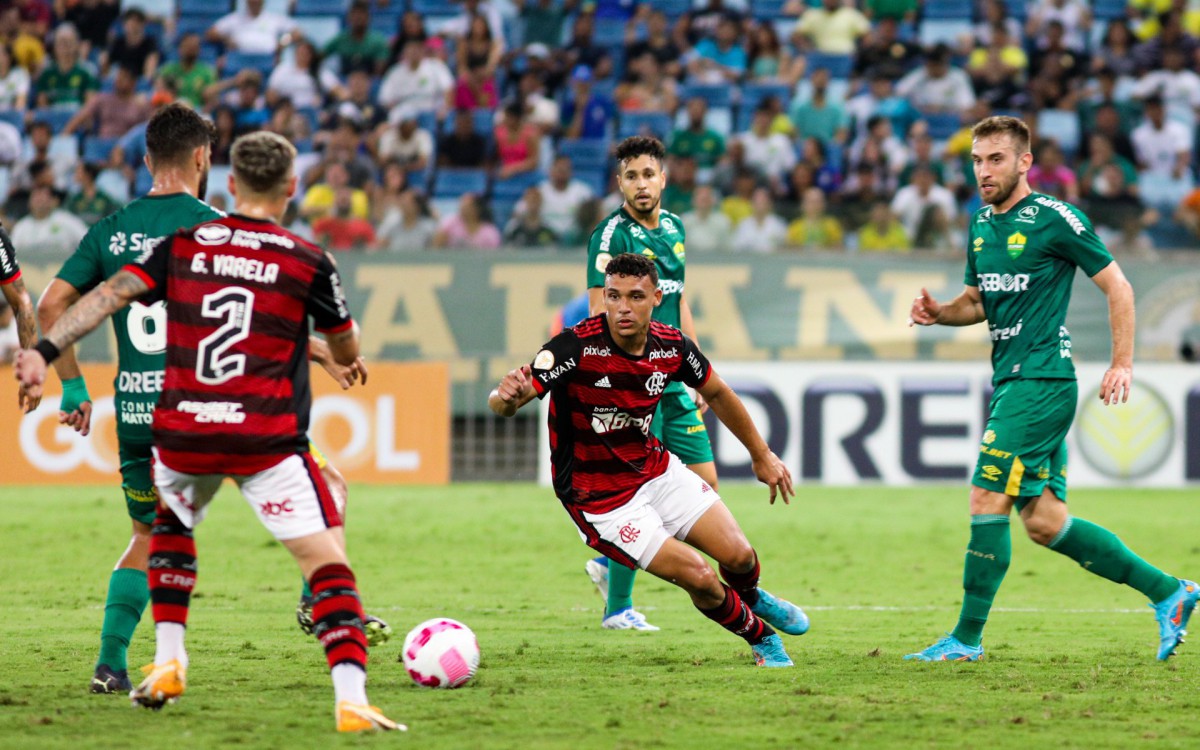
left=45, top=270, right=148, bottom=351
left=2, top=276, right=36, bottom=349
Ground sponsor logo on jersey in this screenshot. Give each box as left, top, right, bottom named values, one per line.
left=973, top=237, right=984, bottom=252
left=645, top=371, right=668, bottom=395
left=594, top=251, right=613, bottom=274
left=641, top=247, right=657, bottom=260
left=673, top=241, right=685, bottom=258
left=648, top=347, right=678, bottom=361
left=231, top=228, right=295, bottom=250
left=537, top=358, right=576, bottom=384
left=982, top=429, right=996, bottom=444
left=1016, top=205, right=1039, bottom=224
left=979, top=445, right=1012, bottom=459
left=989, top=319, right=1023, bottom=341
left=658, top=278, right=684, bottom=295
left=110, top=232, right=165, bottom=257
left=686, top=351, right=705, bottom=381
left=1034, top=195, right=1085, bottom=235
left=598, top=214, right=621, bottom=253
left=1006, top=231, right=1027, bottom=259
left=977, top=273, right=1030, bottom=292
left=980, top=465, right=1002, bottom=481
left=177, top=400, right=247, bottom=424
left=630, top=225, right=646, bottom=239
left=258, top=499, right=294, bottom=517
left=534, top=349, right=554, bottom=370
left=591, top=410, right=652, bottom=435
left=582, top=346, right=611, bottom=357
left=158, top=573, right=196, bottom=587
left=194, top=223, right=233, bottom=246
left=118, top=369, right=164, bottom=393
left=977, top=206, right=993, bottom=223
left=593, top=376, right=611, bottom=388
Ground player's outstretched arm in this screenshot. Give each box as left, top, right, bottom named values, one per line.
left=1091, top=262, right=1135, bottom=405
left=489, top=365, right=536, bottom=418
left=908, top=286, right=985, bottom=327
left=37, top=278, right=91, bottom=431
left=3, top=275, right=40, bottom=412
left=309, top=334, right=368, bottom=389
left=323, top=322, right=361, bottom=368
left=16, top=270, right=148, bottom=390
left=698, top=372, right=794, bottom=505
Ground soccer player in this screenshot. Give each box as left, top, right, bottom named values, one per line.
left=0, top=223, right=41, bottom=412
left=17, top=131, right=401, bottom=732
left=905, top=115, right=1198, bottom=662
left=489, top=253, right=808, bottom=667
left=580, top=135, right=718, bottom=631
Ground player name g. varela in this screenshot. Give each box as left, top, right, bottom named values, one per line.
left=189, top=252, right=280, bottom=283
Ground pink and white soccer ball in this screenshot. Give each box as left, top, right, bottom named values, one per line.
left=401, top=618, right=480, bottom=689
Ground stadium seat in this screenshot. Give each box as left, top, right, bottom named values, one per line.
left=492, top=170, right=544, bottom=200
left=1003, top=0, right=1028, bottom=21
left=410, top=0, right=457, bottom=17
left=576, top=168, right=609, bottom=197
left=294, top=0, right=347, bottom=15
left=407, top=168, right=430, bottom=192
left=433, top=168, right=488, bottom=198
left=677, top=83, right=733, bottom=109
left=0, top=109, right=23, bottom=133
left=741, top=82, right=792, bottom=111
left=236, top=0, right=287, bottom=14
left=123, top=0, right=174, bottom=17
left=223, top=52, right=275, bottom=77
left=594, top=18, right=626, bottom=47
left=1035, top=109, right=1081, bottom=156
left=370, top=9, right=402, bottom=37
left=918, top=19, right=972, bottom=46
left=30, top=107, right=77, bottom=134
left=922, top=112, right=962, bottom=141
left=922, top=0, right=971, bottom=20
left=174, top=17, right=218, bottom=41
left=559, top=139, right=611, bottom=171
left=1092, top=0, right=1127, bottom=21
left=805, top=52, right=853, bottom=79
left=294, top=16, right=343, bottom=48
left=617, top=111, right=673, bottom=140
left=648, top=0, right=690, bottom=18
left=489, top=197, right=517, bottom=227
left=751, top=0, right=789, bottom=21
left=178, top=0, right=230, bottom=16
left=82, top=137, right=118, bottom=165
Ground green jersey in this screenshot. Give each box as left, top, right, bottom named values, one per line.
left=56, top=193, right=222, bottom=444
left=965, top=192, right=1113, bottom=386
left=587, top=206, right=687, bottom=328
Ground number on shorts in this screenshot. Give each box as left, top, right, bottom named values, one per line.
left=196, top=287, right=255, bottom=385
left=125, top=300, right=167, bottom=354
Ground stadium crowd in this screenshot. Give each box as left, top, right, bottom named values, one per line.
left=0, top=0, right=1197, bottom=254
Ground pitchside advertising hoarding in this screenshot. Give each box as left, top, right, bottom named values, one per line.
left=1, top=363, right=450, bottom=485
left=539, top=363, right=1200, bottom=489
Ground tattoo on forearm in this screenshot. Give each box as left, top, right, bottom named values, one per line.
left=7, top=278, right=36, bottom=348
left=48, top=271, right=147, bottom=350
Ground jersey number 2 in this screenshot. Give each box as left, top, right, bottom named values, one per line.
left=196, top=287, right=255, bottom=385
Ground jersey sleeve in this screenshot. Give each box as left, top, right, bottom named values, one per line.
left=674, top=334, right=712, bottom=389
left=1048, top=208, right=1114, bottom=277
left=307, top=251, right=355, bottom=334
left=963, top=225, right=978, bottom=286
left=586, top=219, right=629, bottom=289
left=122, top=235, right=173, bottom=304
left=529, top=329, right=583, bottom=398
left=55, top=224, right=107, bottom=293
left=0, top=223, right=19, bottom=284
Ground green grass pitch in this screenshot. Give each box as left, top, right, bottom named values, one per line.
left=2, top=483, right=1199, bottom=749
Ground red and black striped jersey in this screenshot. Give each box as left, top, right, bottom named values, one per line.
left=0, top=224, right=20, bottom=285
left=123, top=214, right=353, bottom=475
left=530, top=314, right=712, bottom=513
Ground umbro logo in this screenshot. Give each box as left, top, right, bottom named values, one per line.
left=594, top=376, right=611, bottom=388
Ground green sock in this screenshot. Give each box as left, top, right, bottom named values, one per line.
left=951, top=515, right=1011, bottom=648
left=1048, top=516, right=1179, bottom=603
left=300, top=578, right=312, bottom=600
left=606, top=559, right=636, bottom=617
left=96, top=568, right=149, bottom=672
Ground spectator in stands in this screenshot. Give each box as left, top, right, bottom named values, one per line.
left=324, top=0, right=390, bottom=77
left=334, top=70, right=388, bottom=131
left=852, top=17, right=920, bottom=82
left=65, top=162, right=119, bottom=225
left=0, top=5, right=43, bottom=73
left=15, top=0, right=51, bottom=41
left=1078, top=133, right=1140, bottom=201
left=454, top=60, right=500, bottom=110
left=1132, top=46, right=1200, bottom=126
left=0, top=44, right=28, bottom=110
left=662, top=155, right=697, bottom=214
left=455, top=13, right=504, bottom=76
left=36, top=24, right=97, bottom=108
left=379, top=40, right=454, bottom=121
left=312, top=186, right=377, bottom=251
left=791, top=0, right=869, bottom=54
left=838, top=162, right=891, bottom=229
left=317, top=116, right=377, bottom=187
left=11, top=185, right=86, bottom=254
left=16, top=121, right=72, bottom=190
left=385, top=10, right=427, bottom=70
left=432, top=191, right=501, bottom=249
left=1028, top=21, right=1088, bottom=91
left=210, top=69, right=271, bottom=134
left=101, top=8, right=158, bottom=81
left=721, top=168, right=757, bottom=226
left=1174, top=186, right=1200, bottom=238
left=377, top=187, right=437, bottom=252
left=62, top=0, right=119, bottom=62
left=4, top=159, right=52, bottom=220
left=372, top=159, right=408, bottom=222
left=518, top=0, right=577, bottom=48
left=377, top=111, right=433, bottom=173
left=207, top=0, right=297, bottom=55
left=1028, top=141, right=1080, bottom=203
left=617, top=52, right=678, bottom=114
left=849, top=114, right=904, bottom=184
left=680, top=184, right=731, bottom=253
left=889, top=165, right=956, bottom=242
left=789, top=67, right=849, bottom=145
left=785, top=161, right=818, bottom=204
left=267, top=39, right=343, bottom=110
left=857, top=201, right=910, bottom=253
left=687, top=15, right=747, bottom=84
left=265, top=98, right=312, bottom=143
left=972, top=0, right=1023, bottom=48
left=565, top=14, right=612, bottom=82
left=62, top=65, right=151, bottom=140
left=897, top=131, right=944, bottom=186
left=747, top=21, right=800, bottom=85
left=210, top=106, right=236, bottom=165
left=513, top=69, right=559, bottom=135
left=301, top=161, right=370, bottom=222
left=504, top=185, right=558, bottom=247
left=158, top=34, right=215, bottom=109
left=1091, top=19, right=1139, bottom=78
left=444, top=0, right=505, bottom=44
left=739, top=102, right=796, bottom=195
left=967, top=23, right=1028, bottom=109
left=799, top=136, right=841, bottom=193
left=731, top=187, right=786, bottom=253
left=785, top=187, right=843, bottom=251
left=1026, top=0, right=1091, bottom=53
left=1132, top=10, right=1198, bottom=72
left=536, top=155, right=593, bottom=238
left=845, top=74, right=918, bottom=142
left=1131, top=94, right=1195, bottom=209
left=679, top=0, right=744, bottom=48
left=627, top=9, right=681, bottom=80
left=895, top=44, right=974, bottom=114
left=562, top=65, right=612, bottom=140
left=438, top=108, right=489, bottom=169
left=494, top=99, right=540, bottom=180
left=1087, top=162, right=1157, bottom=256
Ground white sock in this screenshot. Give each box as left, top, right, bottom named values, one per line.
left=154, top=622, right=188, bottom=668
left=331, top=663, right=368, bottom=705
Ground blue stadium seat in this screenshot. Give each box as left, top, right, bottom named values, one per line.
left=919, top=19, right=972, bottom=46
left=30, top=107, right=77, bottom=134
left=407, top=168, right=430, bottom=192
left=370, top=9, right=403, bottom=37
left=492, top=170, right=544, bottom=200
left=410, top=0, right=456, bottom=17
left=741, top=82, right=792, bottom=111
left=617, top=111, right=673, bottom=140
left=806, top=52, right=853, bottom=79
left=175, top=17, right=217, bottom=39
left=576, top=168, right=609, bottom=197
left=1093, top=0, right=1127, bottom=21
left=433, top=168, right=488, bottom=198
left=1036, top=109, right=1081, bottom=156
left=923, top=0, right=971, bottom=20
left=295, top=16, right=343, bottom=47
left=922, top=112, right=961, bottom=141
left=178, top=0, right=229, bottom=16
left=223, top=52, right=275, bottom=77
left=294, top=0, right=347, bottom=15
left=648, top=0, right=690, bottom=17
left=751, top=0, right=789, bottom=21
left=677, top=83, right=734, bottom=109
left=0, top=109, right=24, bottom=133
left=83, top=137, right=118, bottom=165
left=594, top=18, right=626, bottom=47
left=1003, top=0, right=1028, bottom=21
left=559, top=139, right=611, bottom=171
left=489, top=197, right=517, bottom=228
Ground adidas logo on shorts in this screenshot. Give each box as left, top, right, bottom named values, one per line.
left=594, top=376, right=611, bottom=388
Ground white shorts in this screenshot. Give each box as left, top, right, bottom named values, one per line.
left=575, top=453, right=720, bottom=570
left=152, top=449, right=343, bottom=541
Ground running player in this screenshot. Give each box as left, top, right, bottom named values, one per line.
left=581, top=135, right=717, bottom=631
left=0, top=221, right=40, bottom=411
left=18, top=131, right=401, bottom=731
left=905, top=115, right=1198, bottom=662
left=490, top=253, right=808, bottom=667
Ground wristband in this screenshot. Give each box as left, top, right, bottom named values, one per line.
left=33, top=339, right=60, bottom=364
left=60, top=376, right=91, bottom=413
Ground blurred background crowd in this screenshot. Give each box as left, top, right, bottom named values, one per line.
left=0, top=0, right=1198, bottom=255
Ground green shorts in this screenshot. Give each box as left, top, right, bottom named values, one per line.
left=971, top=379, right=1075, bottom=501
left=651, top=382, right=714, bottom=466
left=119, top=441, right=158, bottom=525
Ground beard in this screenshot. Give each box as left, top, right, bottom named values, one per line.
left=626, top=192, right=660, bottom=219
left=981, top=169, right=1020, bottom=206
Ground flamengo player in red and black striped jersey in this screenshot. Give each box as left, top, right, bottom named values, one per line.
left=0, top=220, right=40, bottom=411
left=16, top=132, right=402, bottom=732
left=489, top=253, right=809, bottom=668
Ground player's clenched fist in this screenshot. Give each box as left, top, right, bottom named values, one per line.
left=497, top=365, right=531, bottom=402
left=908, top=288, right=941, bottom=327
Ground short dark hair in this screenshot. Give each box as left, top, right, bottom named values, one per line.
left=231, top=131, right=296, bottom=196
left=971, top=115, right=1031, bottom=155
left=145, top=103, right=215, bottom=167
left=614, top=135, right=666, bottom=169
left=604, top=252, right=659, bottom=287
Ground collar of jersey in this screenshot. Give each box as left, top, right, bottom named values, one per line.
left=600, top=313, right=652, bottom=361
left=985, top=192, right=1038, bottom=220
left=620, top=206, right=663, bottom=233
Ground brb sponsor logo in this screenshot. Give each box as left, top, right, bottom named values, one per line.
left=977, top=273, right=1030, bottom=293
left=259, top=499, right=295, bottom=517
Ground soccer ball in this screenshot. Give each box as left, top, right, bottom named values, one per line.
left=401, top=618, right=480, bottom=689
